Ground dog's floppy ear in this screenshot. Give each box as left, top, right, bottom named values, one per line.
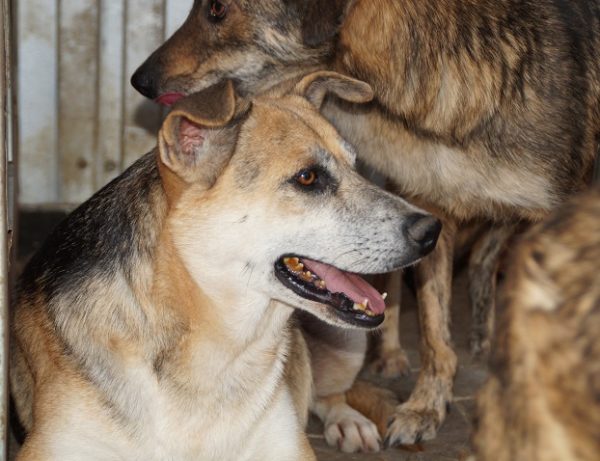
left=158, top=80, right=249, bottom=186
left=294, top=71, right=374, bottom=109
left=290, top=0, right=351, bottom=47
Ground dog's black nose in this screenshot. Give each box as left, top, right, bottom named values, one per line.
left=131, top=65, right=158, bottom=99
left=404, top=213, right=442, bottom=255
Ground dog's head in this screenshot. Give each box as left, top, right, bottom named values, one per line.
left=131, top=0, right=352, bottom=102
left=158, top=71, right=440, bottom=329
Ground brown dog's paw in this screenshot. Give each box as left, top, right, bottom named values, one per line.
left=383, top=405, right=441, bottom=447
left=368, top=348, right=411, bottom=378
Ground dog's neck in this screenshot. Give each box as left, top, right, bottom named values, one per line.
left=148, top=226, right=294, bottom=396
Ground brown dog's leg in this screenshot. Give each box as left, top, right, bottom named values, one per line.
left=468, top=222, right=516, bottom=357
left=368, top=270, right=410, bottom=377
left=385, top=216, right=457, bottom=446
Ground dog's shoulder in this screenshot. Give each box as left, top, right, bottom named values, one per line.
left=19, top=151, right=163, bottom=299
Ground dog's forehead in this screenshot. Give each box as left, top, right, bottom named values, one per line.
left=243, top=98, right=356, bottom=165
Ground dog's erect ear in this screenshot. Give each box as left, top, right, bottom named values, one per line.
left=158, top=81, right=249, bottom=186
left=294, top=71, right=374, bottom=109
left=288, top=0, right=351, bottom=47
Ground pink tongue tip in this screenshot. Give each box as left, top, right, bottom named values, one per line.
left=302, top=258, right=386, bottom=315
left=156, top=93, right=185, bottom=106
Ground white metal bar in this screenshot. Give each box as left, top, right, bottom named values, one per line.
left=0, top=0, right=13, bottom=458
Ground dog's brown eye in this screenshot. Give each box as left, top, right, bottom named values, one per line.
left=296, top=169, right=317, bottom=186
left=209, top=0, right=227, bottom=21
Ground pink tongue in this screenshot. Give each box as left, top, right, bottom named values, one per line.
left=302, top=258, right=386, bottom=314
left=156, top=93, right=185, bottom=106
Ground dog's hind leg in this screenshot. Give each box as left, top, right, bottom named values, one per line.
left=312, top=389, right=382, bottom=453
left=302, top=317, right=381, bottom=453
left=368, top=270, right=411, bottom=377
left=385, top=215, right=458, bottom=447
left=468, top=222, right=516, bottom=358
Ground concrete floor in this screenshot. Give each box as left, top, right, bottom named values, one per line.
left=307, top=269, right=488, bottom=461
left=11, top=211, right=488, bottom=460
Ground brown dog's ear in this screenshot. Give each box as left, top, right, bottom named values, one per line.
left=158, top=81, right=249, bottom=186
left=293, top=0, right=351, bottom=47
left=294, top=71, right=374, bottom=109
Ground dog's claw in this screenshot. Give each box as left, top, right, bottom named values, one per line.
left=385, top=405, right=441, bottom=447
left=383, top=435, right=392, bottom=449
left=323, top=404, right=382, bottom=453
left=387, top=417, right=395, bottom=429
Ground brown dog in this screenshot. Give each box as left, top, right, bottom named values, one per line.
left=10, top=72, right=441, bottom=460
left=130, top=0, right=600, bottom=447
left=472, top=184, right=600, bottom=461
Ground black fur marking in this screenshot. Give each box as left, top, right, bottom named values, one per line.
left=19, top=153, right=161, bottom=301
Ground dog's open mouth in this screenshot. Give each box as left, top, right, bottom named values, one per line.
left=274, top=256, right=386, bottom=327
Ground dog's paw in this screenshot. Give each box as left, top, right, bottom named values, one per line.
left=384, top=404, right=441, bottom=447
left=368, top=348, right=411, bottom=378
left=323, top=404, right=381, bottom=453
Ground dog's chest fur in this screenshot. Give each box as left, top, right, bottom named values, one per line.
left=47, top=320, right=303, bottom=461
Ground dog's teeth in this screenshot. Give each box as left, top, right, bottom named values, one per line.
left=353, top=302, right=366, bottom=311
left=284, top=257, right=300, bottom=267
left=301, top=271, right=314, bottom=282
left=316, top=280, right=327, bottom=289
left=293, top=263, right=304, bottom=271
left=382, top=292, right=388, bottom=300
left=353, top=298, right=377, bottom=316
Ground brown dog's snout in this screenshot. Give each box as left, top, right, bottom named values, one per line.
left=403, top=213, right=442, bottom=256
left=131, top=61, right=161, bottom=99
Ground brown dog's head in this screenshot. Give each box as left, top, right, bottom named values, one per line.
left=157, top=72, right=440, bottom=329
left=131, top=0, right=352, bottom=103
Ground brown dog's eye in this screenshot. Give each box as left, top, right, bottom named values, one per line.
left=291, top=166, right=336, bottom=195
left=209, top=0, right=227, bottom=21
left=296, top=169, right=317, bottom=186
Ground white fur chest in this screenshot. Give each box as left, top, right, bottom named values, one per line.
left=130, top=380, right=302, bottom=461
left=51, top=358, right=303, bottom=461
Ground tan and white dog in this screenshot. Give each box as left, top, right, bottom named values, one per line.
left=10, top=72, right=441, bottom=460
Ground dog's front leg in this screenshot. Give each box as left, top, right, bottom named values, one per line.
left=385, top=216, right=458, bottom=447
left=368, top=270, right=411, bottom=378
